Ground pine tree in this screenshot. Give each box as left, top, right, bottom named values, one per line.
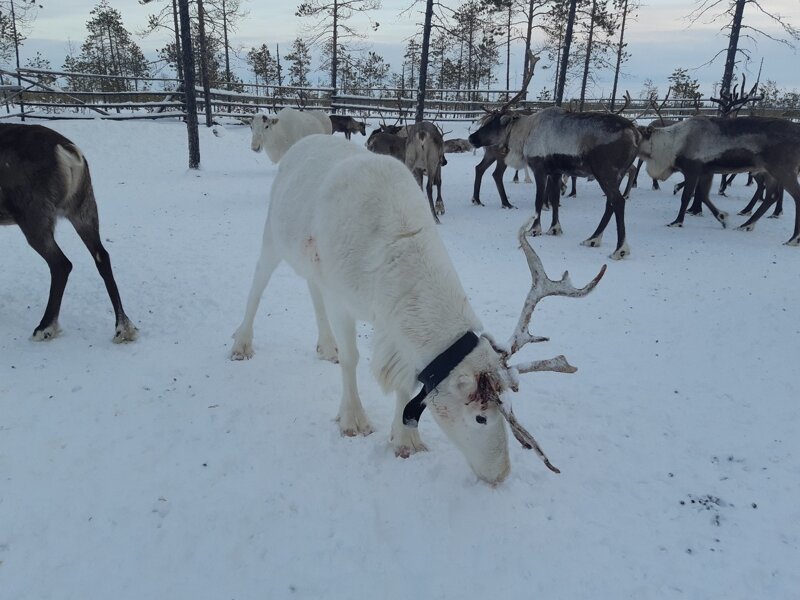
left=285, top=37, right=312, bottom=88
left=246, top=44, right=278, bottom=87
left=66, top=0, right=149, bottom=91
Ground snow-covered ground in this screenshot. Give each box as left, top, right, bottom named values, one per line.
left=1, top=118, right=798, bottom=600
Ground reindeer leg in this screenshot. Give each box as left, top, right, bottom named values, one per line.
left=687, top=173, right=711, bottom=216
left=231, top=227, right=282, bottom=360
left=768, top=186, right=784, bottom=218
left=492, top=161, right=514, bottom=208
left=652, top=178, right=660, bottom=191
left=325, top=296, right=373, bottom=436
left=738, top=179, right=764, bottom=216
left=70, top=216, right=137, bottom=342
left=632, top=158, right=643, bottom=189
left=529, top=167, right=546, bottom=236
left=428, top=174, right=444, bottom=218
left=697, top=175, right=728, bottom=227
left=738, top=193, right=778, bottom=233
left=513, top=170, right=520, bottom=184
left=780, top=178, right=800, bottom=245
left=546, top=175, right=562, bottom=235
left=669, top=173, right=698, bottom=227
left=308, top=282, right=338, bottom=363
left=582, top=198, right=613, bottom=250
left=595, top=175, right=629, bottom=260
left=391, top=390, right=428, bottom=457
left=568, top=176, right=577, bottom=198
left=17, top=211, right=71, bottom=341
left=622, top=165, right=635, bottom=199
left=472, top=154, right=493, bottom=206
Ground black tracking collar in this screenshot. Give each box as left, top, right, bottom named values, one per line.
left=402, top=332, right=480, bottom=427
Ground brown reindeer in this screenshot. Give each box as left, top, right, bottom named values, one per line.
left=367, top=122, right=446, bottom=223
left=329, top=115, right=367, bottom=140
left=0, top=124, right=137, bottom=341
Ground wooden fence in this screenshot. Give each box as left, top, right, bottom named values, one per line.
left=1, top=67, right=798, bottom=124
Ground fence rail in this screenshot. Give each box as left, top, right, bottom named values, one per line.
left=1, top=67, right=798, bottom=124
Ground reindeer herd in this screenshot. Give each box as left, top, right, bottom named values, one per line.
left=2, top=63, right=799, bottom=483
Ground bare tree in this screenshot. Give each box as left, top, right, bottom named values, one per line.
left=688, top=0, right=800, bottom=106
left=555, top=0, right=577, bottom=105
left=609, top=0, right=639, bottom=110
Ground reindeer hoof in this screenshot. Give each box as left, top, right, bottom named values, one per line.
left=436, top=203, right=445, bottom=216
left=667, top=220, right=683, bottom=228
left=31, top=322, right=61, bottom=342
left=610, top=243, right=630, bottom=260
left=230, top=339, right=254, bottom=360
left=581, top=236, right=602, bottom=248
left=547, top=224, right=563, bottom=236
left=392, top=426, right=428, bottom=457
left=471, top=198, right=484, bottom=206
left=113, top=318, right=138, bottom=343
left=316, top=342, right=339, bottom=363
left=785, top=236, right=800, bottom=246
left=738, top=210, right=752, bottom=216
left=768, top=212, right=782, bottom=219
left=337, top=410, right=374, bottom=437
left=737, top=224, right=755, bottom=232
left=716, top=211, right=728, bottom=228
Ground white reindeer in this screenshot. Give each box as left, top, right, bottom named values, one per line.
left=250, top=107, right=332, bottom=163
left=231, top=134, right=604, bottom=484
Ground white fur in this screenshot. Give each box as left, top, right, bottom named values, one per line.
left=231, top=134, right=511, bottom=483
left=250, top=107, right=332, bottom=163
left=55, top=144, right=85, bottom=201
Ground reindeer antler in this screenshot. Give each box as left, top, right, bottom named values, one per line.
left=482, top=219, right=606, bottom=474
left=507, top=220, right=606, bottom=358
left=711, top=73, right=763, bottom=117
left=649, top=86, right=672, bottom=124
left=496, top=50, right=539, bottom=114
left=613, top=90, right=632, bottom=115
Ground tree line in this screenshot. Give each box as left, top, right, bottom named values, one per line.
left=1, top=0, right=799, bottom=108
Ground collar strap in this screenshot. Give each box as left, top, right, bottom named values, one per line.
left=402, top=332, right=480, bottom=427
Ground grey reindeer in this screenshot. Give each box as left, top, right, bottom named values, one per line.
left=0, top=124, right=137, bottom=342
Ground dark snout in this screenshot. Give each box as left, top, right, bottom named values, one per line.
left=468, top=131, right=483, bottom=148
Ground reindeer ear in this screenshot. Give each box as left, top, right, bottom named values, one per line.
left=644, top=125, right=655, bottom=138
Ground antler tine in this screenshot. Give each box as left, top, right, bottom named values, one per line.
left=614, top=90, right=631, bottom=115
left=507, top=219, right=607, bottom=356
left=497, top=49, right=539, bottom=114
left=497, top=402, right=560, bottom=473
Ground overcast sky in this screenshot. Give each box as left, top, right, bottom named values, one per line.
left=16, top=0, right=800, bottom=96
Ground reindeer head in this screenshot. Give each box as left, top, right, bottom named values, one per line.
left=409, top=220, right=605, bottom=484
left=421, top=338, right=512, bottom=484
left=250, top=113, right=279, bottom=152
left=468, top=51, right=539, bottom=151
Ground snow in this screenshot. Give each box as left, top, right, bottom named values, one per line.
left=1, top=118, right=799, bottom=599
